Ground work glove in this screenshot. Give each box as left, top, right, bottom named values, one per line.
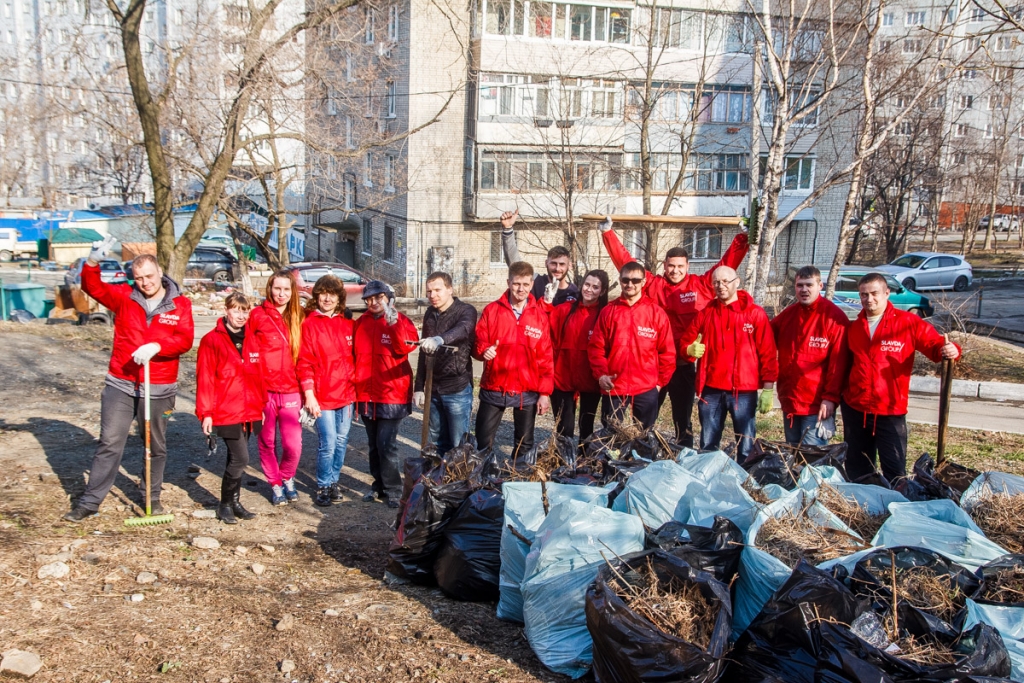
left=88, top=235, right=117, bottom=265
left=816, top=414, right=836, bottom=441
left=299, top=407, right=317, bottom=429
left=757, top=387, right=774, bottom=414
left=383, top=299, right=398, bottom=326
left=131, top=342, right=161, bottom=365
left=543, top=278, right=559, bottom=304
left=414, top=391, right=425, bottom=409
left=420, top=336, right=444, bottom=354
left=686, top=333, right=705, bottom=359
left=599, top=216, right=613, bottom=233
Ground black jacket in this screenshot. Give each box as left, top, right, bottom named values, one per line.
left=414, top=298, right=478, bottom=395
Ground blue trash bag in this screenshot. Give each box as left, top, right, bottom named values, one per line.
left=497, top=482, right=612, bottom=623
left=796, top=464, right=847, bottom=490
left=686, top=474, right=764, bottom=534
left=800, top=468, right=909, bottom=541
left=873, top=508, right=1007, bottom=572
left=521, top=499, right=645, bottom=679
left=889, top=499, right=985, bottom=534
left=962, top=472, right=1024, bottom=510
left=609, top=459, right=700, bottom=528
left=965, top=598, right=1024, bottom=683
left=678, top=450, right=748, bottom=487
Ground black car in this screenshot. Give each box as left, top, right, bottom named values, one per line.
left=186, top=247, right=238, bottom=283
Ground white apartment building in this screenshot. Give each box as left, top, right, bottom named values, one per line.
left=306, top=0, right=854, bottom=298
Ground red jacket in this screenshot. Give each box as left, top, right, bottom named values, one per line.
left=602, top=230, right=749, bottom=356
left=353, top=311, right=418, bottom=405
left=248, top=300, right=301, bottom=394
left=680, top=290, right=778, bottom=394
left=841, top=302, right=960, bottom=416
left=81, top=262, right=193, bottom=386
left=297, top=310, right=356, bottom=410
left=771, top=296, right=850, bottom=417
left=549, top=301, right=603, bottom=394
left=195, top=318, right=265, bottom=426
left=473, top=294, right=554, bottom=396
left=587, top=295, right=675, bottom=396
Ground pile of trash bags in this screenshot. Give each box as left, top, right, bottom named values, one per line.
left=386, top=435, right=1024, bottom=682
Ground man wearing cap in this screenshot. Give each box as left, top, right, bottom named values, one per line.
left=353, top=280, right=418, bottom=508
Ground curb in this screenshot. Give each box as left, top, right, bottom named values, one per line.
left=909, top=375, right=1024, bottom=401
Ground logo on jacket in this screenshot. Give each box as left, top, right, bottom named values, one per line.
left=808, top=336, right=829, bottom=349
left=637, top=325, right=657, bottom=339
left=524, top=325, right=542, bottom=340
left=248, top=352, right=260, bottom=363
left=158, top=313, right=180, bottom=325
left=677, top=291, right=696, bottom=305
left=880, top=340, right=905, bottom=353
left=381, top=333, right=392, bottom=345
left=743, top=322, right=754, bottom=334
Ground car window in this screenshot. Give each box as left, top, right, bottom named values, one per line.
left=335, top=269, right=360, bottom=283
left=892, top=254, right=927, bottom=268
left=297, top=268, right=330, bottom=282
left=938, top=257, right=957, bottom=268
left=100, top=261, right=119, bottom=271
left=921, top=258, right=940, bottom=270
left=0, top=230, right=12, bottom=240
left=884, top=276, right=902, bottom=291
left=835, top=276, right=858, bottom=292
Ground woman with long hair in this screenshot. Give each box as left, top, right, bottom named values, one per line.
left=548, top=269, right=610, bottom=440
left=195, top=292, right=262, bottom=524
left=248, top=269, right=305, bottom=505
left=297, top=275, right=356, bottom=507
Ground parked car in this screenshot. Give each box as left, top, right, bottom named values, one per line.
left=65, top=257, right=128, bottom=286
left=874, top=252, right=973, bottom=292
left=185, top=247, right=238, bottom=283
left=0, top=228, right=39, bottom=261
left=287, top=262, right=368, bottom=310
left=980, top=214, right=1020, bottom=232
left=830, top=269, right=934, bottom=319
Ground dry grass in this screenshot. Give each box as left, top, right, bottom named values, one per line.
left=742, top=477, right=771, bottom=505
left=969, top=494, right=1024, bottom=554
left=816, top=485, right=889, bottom=542
left=892, top=567, right=963, bottom=625
left=912, top=332, right=1024, bottom=384
left=608, top=558, right=716, bottom=649
left=980, top=566, right=1024, bottom=603
left=755, top=513, right=869, bottom=569
left=889, top=628, right=958, bottom=666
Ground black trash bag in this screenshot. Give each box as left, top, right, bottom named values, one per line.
left=934, top=459, right=981, bottom=496
left=905, top=453, right=961, bottom=502
left=800, top=442, right=849, bottom=479
left=398, top=450, right=445, bottom=508
left=585, top=549, right=732, bottom=683
left=386, top=478, right=475, bottom=584
left=852, top=471, right=893, bottom=489
left=581, top=427, right=619, bottom=462
left=9, top=309, right=36, bottom=323
left=433, top=489, right=504, bottom=602
left=741, top=442, right=795, bottom=488
left=549, top=467, right=602, bottom=486
left=645, top=517, right=744, bottom=584
left=972, top=554, right=1024, bottom=607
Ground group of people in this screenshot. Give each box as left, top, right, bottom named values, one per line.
left=62, top=213, right=961, bottom=525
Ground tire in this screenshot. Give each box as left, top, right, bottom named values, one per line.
left=953, top=275, right=969, bottom=292
left=903, top=277, right=917, bottom=292
left=212, top=270, right=230, bottom=283
left=909, top=307, right=926, bottom=318
left=0, top=250, right=12, bottom=262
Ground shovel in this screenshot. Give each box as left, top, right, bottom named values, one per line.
left=936, top=358, right=954, bottom=466
left=420, top=353, right=435, bottom=451
left=124, top=361, right=174, bottom=527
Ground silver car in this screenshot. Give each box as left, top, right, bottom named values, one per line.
left=874, top=252, right=973, bottom=292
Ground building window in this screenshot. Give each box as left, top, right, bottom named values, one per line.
left=383, top=223, right=395, bottom=261
left=996, top=36, right=1014, bottom=51
left=783, top=157, right=813, bottom=190
left=991, top=94, right=1010, bottom=109
left=962, top=69, right=979, bottom=80
left=362, top=217, right=373, bottom=254
left=386, top=81, right=396, bottom=118
left=365, top=7, right=375, bottom=43
left=363, top=153, right=372, bottom=186
left=344, top=177, right=355, bottom=210
left=326, top=86, right=338, bottom=115
left=944, top=8, right=956, bottom=22
left=479, top=150, right=622, bottom=192
left=895, top=120, right=913, bottom=136
left=478, top=73, right=621, bottom=119
left=388, top=4, right=399, bottom=41
left=490, top=231, right=504, bottom=263
left=969, top=7, right=985, bottom=22
left=345, top=115, right=353, bottom=148
left=985, top=124, right=994, bottom=138
left=954, top=123, right=968, bottom=137
left=653, top=9, right=701, bottom=49
left=882, top=12, right=893, bottom=26
left=345, top=51, right=353, bottom=81
left=691, top=229, right=722, bottom=260
left=483, top=0, right=630, bottom=43
left=902, top=38, right=922, bottom=53
left=384, top=154, right=396, bottom=191
left=960, top=95, right=973, bottom=109
left=905, top=11, right=925, bottom=26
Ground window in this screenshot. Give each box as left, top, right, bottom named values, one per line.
left=790, top=88, right=820, bottom=125
left=478, top=150, right=622, bottom=192
left=903, top=38, right=922, bottom=53
left=363, top=152, right=372, bottom=186
left=383, top=223, right=395, bottom=261
left=490, top=231, right=504, bottom=264
left=344, top=177, right=355, bottom=210
left=962, top=69, right=979, bottom=80
left=993, top=66, right=1012, bottom=82
left=653, top=9, right=701, bottom=49
left=691, top=228, right=722, bottom=259
left=985, top=123, right=993, bottom=138
left=953, top=151, right=967, bottom=164
left=478, top=74, right=621, bottom=120
left=905, top=11, right=925, bottom=25
left=895, top=120, right=913, bottom=136
left=954, top=122, right=968, bottom=137
left=969, top=7, right=985, bottom=22
left=384, top=154, right=396, bottom=191
left=968, top=35, right=982, bottom=50
left=364, top=7, right=374, bottom=43
left=997, top=36, right=1014, bottom=51
left=385, top=81, right=396, bottom=117
left=345, top=115, right=353, bottom=148
left=944, top=8, right=956, bottom=22
left=960, top=95, right=974, bottom=109
left=882, top=12, right=893, bottom=26
left=345, top=51, right=353, bottom=81
left=783, top=157, right=813, bottom=190
left=991, top=94, right=1010, bottom=109
left=483, top=0, right=630, bottom=42
left=388, top=4, right=399, bottom=41
left=326, top=86, right=338, bottom=115
left=362, top=218, right=373, bottom=254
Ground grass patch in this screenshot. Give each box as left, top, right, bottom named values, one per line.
left=913, top=332, right=1024, bottom=384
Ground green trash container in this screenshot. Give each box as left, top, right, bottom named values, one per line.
left=2, top=282, right=47, bottom=320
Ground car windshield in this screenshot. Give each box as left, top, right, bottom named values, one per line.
left=891, top=255, right=927, bottom=268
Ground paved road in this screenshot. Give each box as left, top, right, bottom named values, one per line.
left=906, top=394, right=1024, bottom=435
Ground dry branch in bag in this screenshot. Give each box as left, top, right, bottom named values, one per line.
left=980, top=566, right=1024, bottom=603
left=755, top=514, right=868, bottom=569
left=969, top=493, right=1024, bottom=554
left=816, top=485, right=889, bottom=542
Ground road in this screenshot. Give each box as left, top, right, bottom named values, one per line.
left=906, top=394, right=1024, bottom=435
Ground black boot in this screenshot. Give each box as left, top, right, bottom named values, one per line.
left=217, top=476, right=239, bottom=524
left=231, top=491, right=256, bottom=520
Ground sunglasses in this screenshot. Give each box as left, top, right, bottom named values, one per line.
left=620, top=277, right=644, bottom=285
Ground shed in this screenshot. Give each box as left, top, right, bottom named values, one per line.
left=49, top=227, right=107, bottom=265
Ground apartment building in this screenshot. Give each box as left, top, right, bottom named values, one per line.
left=306, top=0, right=854, bottom=297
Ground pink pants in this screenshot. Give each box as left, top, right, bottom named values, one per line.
left=258, top=391, right=303, bottom=486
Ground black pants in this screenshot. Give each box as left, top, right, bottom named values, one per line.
left=475, top=400, right=537, bottom=460
left=551, top=390, right=601, bottom=440
left=841, top=402, right=908, bottom=484
left=217, top=422, right=256, bottom=480
left=363, top=417, right=404, bottom=499
left=658, top=361, right=697, bottom=447
left=601, top=388, right=660, bottom=430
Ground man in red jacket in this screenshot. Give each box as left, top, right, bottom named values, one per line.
left=64, top=242, right=194, bottom=522
left=771, top=265, right=850, bottom=446
left=598, top=217, right=749, bottom=446
left=473, top=261, right=553, bottom=459
left=840, top=272, right=960, bottom=483
left=679, top=266, right=778, bottom=463
left=588, top=262, right=675, bottom=430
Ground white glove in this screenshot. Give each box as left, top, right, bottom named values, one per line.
left=132, top=342, right=161, bottom=365
left=383, top=299, right=398, bottom=326
left=544, top=278, right=559, bottom=304
left=420, top=336, right=444, bottom=354
left=299, top=407, right=317, bottom=429
left=599, top=216, right=613, bottom=233
left=88, top=235, right=117, bottom=264
left=413, top=391, right=425, bottom=409
left=816, top=415, right=836, bottom=441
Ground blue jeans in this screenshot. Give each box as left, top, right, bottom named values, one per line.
left=698, top=388, right=757, bottom=463
left=430, top=384, right=474, bottom=456
left=784, top=413, right=831, bottom=447
left=315, top=404, right=353, bottom=487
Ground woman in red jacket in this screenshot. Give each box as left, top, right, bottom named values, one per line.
left=196, top=292, right=263, bottom=524
left=297, top=275, right=356, bottom=507
left=548, top=270, right=609, bottom=440
left=249, top=270, right=305, bottom=506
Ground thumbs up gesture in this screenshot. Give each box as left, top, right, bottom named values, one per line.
left=941, top=333, right=960, bottom=360
left=686, top=333, right=706, bottom=359
left=483, top=339, right=499, bottom=361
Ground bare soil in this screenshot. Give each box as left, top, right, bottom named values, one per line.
left=0, top=322, right=563, bottom=683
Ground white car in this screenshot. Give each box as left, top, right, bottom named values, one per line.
left=875, top=252, right=973, bottom=292
left=980, top=214, right=1020, bottom=232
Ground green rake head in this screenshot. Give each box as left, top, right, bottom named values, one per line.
left=124, top=513, right=175, bottom=527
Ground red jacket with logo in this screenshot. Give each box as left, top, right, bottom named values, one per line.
left=549, top=301, right=603, bottom=394
left=473, top=294, right=554, bottom=396
left=680, top=290, right=778, bottom=394
left=81, top=262, right=194, bottom=386
left=248, top=300, right=301, bottom=394
left=840, top=302, right=959, bottom=416
left=587, top=295, right=676, bottom=396
left=353, top=311, right=418, bottom=405
left=603, top=230, right=749, bottom=356
left=771, top=296, right=850, bottom=416
left=297, top=310, right=356, bottom=410
left=195, top=318, right=265, bottom=426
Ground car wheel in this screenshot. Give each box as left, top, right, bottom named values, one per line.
left=903, top=277, right=917, bottom=292
left=0, top=250, right=12, bottom=262
left=212, top=270, right=230, bottom=283
left=909, top=307, right=926, bottom=318
left=953, top=275, right=969, bottom=292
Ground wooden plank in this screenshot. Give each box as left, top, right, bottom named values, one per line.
left=578, top=214, right=744, bottom=226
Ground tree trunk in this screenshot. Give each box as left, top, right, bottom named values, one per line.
left=825, top=164, right=866, bottom=298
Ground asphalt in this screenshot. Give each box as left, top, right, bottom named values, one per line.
left=929, top=279, right=1024, bottom=345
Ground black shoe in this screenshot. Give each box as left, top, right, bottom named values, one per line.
left=315, top=486, right=333, bottom=507
left=362, top=491, right=377, bottom=502
left=386, top=498, right=400, bottom=509
left=150, top=501, right=166, bottom=515
left=329, top=483, right=344, bottom=502
left=231, top=496, right=256, bottom=521
left=63, top=507, right=98, bottom=523
left=217, top=503, right=238, bottom=524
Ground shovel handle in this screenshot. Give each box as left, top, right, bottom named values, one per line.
left=936, top=358, right=953, bottom=466
left=420, top=354, right=435, bottom=451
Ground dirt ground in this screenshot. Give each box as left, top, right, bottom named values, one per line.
left=0, top=323, right=566, bottom=683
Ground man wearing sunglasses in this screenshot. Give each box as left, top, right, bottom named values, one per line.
left=679, top=266, right=777, bottom=463
left=598, top=217, right=749, bottom=447
left=588, top=262, right=675, bottom=429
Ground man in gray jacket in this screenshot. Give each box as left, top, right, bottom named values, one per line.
left=500, top=209, right=579, bottom=306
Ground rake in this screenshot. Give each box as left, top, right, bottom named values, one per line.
left=125, top=360, right=175, bottom=527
